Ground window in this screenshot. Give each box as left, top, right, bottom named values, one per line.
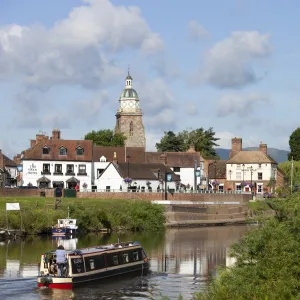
left=76, top=147, right=84, bottom=156
left=97, top=169, right=104, bottom=178
left=236, top=164, right=241, bottom=170
left=59, top=147, right=67, bottom=155
left=133, top=251, right=139, bottom=261
left=258, top=185, right=262, bottom=193
left=106, top=186, right=110, bottom=192
left=66, top=164, right=74, bottom=174
left=42, top=146, right=50, bottom=155
left=122, top=253, right=129, bottom=263
left=113, top=255, right=119, bottom=265
left=258, top=172, right=263, bottom=180
left=54, top=164, right=62, bottom=174
left=129, top=121, right=133, bottom=136
left=173, top=167, right=180, bottom=172
left=42, top=164, right=50, bottom=174
left=78, top=164, right=86, bottom=175
left=219, top=185, right=224, bottom=192
left=235, top=184, right=241, bottom=191
left=89, top=259, right=95, bottom=270
left=236, top=172, right=241, bottom=180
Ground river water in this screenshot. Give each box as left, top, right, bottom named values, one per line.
left=0, top=225, right=251, bottom=300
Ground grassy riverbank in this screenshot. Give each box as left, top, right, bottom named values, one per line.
left=0, top=197, right=166, bottom=233
left=194, top=194, right=300, bottom=299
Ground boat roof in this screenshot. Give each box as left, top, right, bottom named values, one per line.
left=44, top=241, right=142, bottom=256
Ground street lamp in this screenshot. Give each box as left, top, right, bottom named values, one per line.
left=126, top=155, right=130, bottom=190
left=242, top=164, right=245, bottom=182
left=250, top=166, right=253, bottom=187
left=214, top=160, right=217, bottom=191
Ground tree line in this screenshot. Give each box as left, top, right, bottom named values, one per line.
left=84, top=127, right=220, bottom=159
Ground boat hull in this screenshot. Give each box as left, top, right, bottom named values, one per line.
left=37, top=261, right=150, bottom=289
left=52, top=227, right=75, bottom=236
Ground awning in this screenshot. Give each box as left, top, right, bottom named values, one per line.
left=66, top=176, right=80, bottom=183
left=37, top=176, right=51, bottom=183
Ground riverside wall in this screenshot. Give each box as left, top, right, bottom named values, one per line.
left=0, top=188, right=252, bottom=202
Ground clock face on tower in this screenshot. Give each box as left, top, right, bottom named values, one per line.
left=129, top=101, right=134, bottom=107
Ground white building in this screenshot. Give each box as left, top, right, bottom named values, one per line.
left=96, top=162, right=179, bottom=192
left=21, top=129, right=93, bottom=190
left=226, top=138, right=279, bottom=194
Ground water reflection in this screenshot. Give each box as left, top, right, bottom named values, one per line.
left=0, top=225, right=251, bottom=299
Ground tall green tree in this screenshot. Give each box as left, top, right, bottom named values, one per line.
left=288, top=127, right=300, bottom=161
left=155, top=131, right=186, bottom=152
left=84, top=129, right=126, bottom=146
left=178, top=127, right=219, bottom=158
left=156, top=128, right=219, bottom=157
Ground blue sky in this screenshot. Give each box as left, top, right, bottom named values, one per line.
left=0, top=0, right=299, bottom=159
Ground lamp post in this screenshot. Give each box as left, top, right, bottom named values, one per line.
left=242, top=164, right=245, bottom=182
left=214, top=160, right=217, bottom=191
left=126, top=155, right=130, bottom=190
left=250, top=166, right=253, bottom=187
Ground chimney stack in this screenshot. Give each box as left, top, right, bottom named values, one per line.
left=159, top=153, right=167, bottom=165
left=113, top=152, right=118, bottom=163
left=229, top=138, right=242, bottom=158
left=187, top=144, right=196, bottom=153
left=259, top=142, right=267, bottom=155
left=52, top=129, right=61, bottom=140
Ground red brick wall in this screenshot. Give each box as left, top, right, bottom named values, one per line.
left=0, top=188, right=251, bottom=203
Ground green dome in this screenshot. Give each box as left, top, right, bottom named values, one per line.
left=120, top=88, right=139, bottom=99
left=126, top=74, right=132, bottom=80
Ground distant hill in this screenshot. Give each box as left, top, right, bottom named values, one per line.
left=215, top=147, right=289, bottom=163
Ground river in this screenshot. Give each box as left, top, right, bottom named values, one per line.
left=0, top=225, right=251, bottom=300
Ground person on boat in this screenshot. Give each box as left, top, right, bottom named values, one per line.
left=56, top=245, right=66, bottom=277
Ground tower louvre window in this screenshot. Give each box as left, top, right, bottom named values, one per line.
left=129, top=121, right=133, bottom=136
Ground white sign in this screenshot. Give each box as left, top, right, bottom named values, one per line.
left=6, top=203, right=20, bottom=211
left=27, top=163, right=38, bottom=175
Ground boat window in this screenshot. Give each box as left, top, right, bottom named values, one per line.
left=89, top=259, right=95, bottom=270
left=133, top=251, right=139, bottom=261
left=122, top=253, right=129, bottom=263
left=113, top=255, right=119, bottom=265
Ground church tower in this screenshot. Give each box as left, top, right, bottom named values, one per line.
left=115, top=72, right=146, bottom=148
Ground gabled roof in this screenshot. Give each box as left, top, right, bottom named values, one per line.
left=22, top=140, right=93, bottom=161
left=3, top=155, right=17, bottom=167
left=226, top=151, right=277, bottom=164
left=145, top=152, right=203, bottom=168
left=100, top=162, right=180, bottom=181
left=93, top=146, right=145, bottom=163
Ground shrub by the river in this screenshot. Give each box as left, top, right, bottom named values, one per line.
left=195, top=194, right=300, bottom=299
left=0, top=198, right=166, bottom=233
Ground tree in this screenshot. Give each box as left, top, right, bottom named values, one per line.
left=288, top=127, right=300, bottom=161
left=84, top=129, right=126, bottom=146
left=155, top=131, right=186, bottom=152
left=156, top=128, right=219, bottom=157
left=177, top=127, right=219, bottom=158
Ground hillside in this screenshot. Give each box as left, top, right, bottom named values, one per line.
left=215, top=147, right=289, bottom=163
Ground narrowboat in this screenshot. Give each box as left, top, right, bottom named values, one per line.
left=37, top=241, right=150, bottom=289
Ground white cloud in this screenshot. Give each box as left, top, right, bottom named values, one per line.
left=195, top=31, right=271, bottom=88
left=217, top=92, right=269, bottom=117
left=146, top=131, right=162, bottom=152
left=185, top=103, right=199, bottom=115
left=187, top=20, right=208, bottom=40
left=0, top=0, right=163, bottom=90
left=136, top=78, right=176, bottom=130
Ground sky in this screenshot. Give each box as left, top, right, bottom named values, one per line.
left=0, top=0, right=299, bottom=158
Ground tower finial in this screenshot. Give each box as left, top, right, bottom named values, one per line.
left=128, top=64, right=130, bottom=76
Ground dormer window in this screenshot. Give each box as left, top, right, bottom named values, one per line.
left=59, top=147, right=67, bottom=156
left=42, top=146, right=50, bottom=155
left=100, top=155, right=107, bottom=162
left=76, top=146, right=84, bottom=156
